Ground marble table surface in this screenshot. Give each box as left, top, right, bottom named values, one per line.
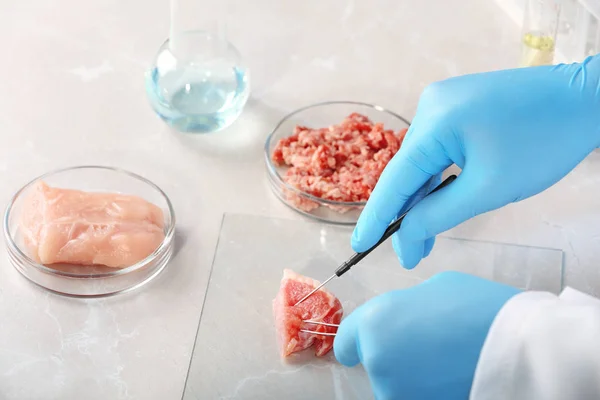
left=1, top=0, right=599, bottom=398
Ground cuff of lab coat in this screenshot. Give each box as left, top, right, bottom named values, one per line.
left=469, top=291, right=558, bottom=400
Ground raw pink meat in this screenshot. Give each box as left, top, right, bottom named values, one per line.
left=273, top=269, right=343, bottom=358
left=272, top=113, right=407, bottom=211
left=20, top=181, right=165, bottom=269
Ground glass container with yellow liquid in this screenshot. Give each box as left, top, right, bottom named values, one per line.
left=521, top=0, right=562, bottom=67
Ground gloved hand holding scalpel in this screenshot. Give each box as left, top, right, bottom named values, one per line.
left=335, top=55, right=600, bottom=400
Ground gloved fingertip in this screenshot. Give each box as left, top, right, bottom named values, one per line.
left=334, top=343, right=361, bottom=367
left=350, top=228, right=364, bottom=252
left=403, top=261, right=418, bottom=270
left=334, top=309, right=362, bottom=367
left=423, top=237, right=435, bottom=258
left=352, top=212, right=385, bottom=252
left=391, top=234, right=406, bottom=268
left=398, top=238, right=425, bottom=270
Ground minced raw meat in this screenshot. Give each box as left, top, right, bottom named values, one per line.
left=272, top=113, right=407, bottom=212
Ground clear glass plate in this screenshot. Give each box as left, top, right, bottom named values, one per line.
left=183, top=213, right=563, bottom=399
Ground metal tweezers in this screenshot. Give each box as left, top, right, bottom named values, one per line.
left=294, top=174, right=457, bottom=306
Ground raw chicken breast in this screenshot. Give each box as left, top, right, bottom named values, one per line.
left=20, top=181, right=165, bottom=268
left=273, top=269, right=343, bottom=358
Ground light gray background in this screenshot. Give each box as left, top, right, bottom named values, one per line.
left=0, top=0, right=598, bottom=399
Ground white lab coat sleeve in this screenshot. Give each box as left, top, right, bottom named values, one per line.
left=470, top=287, right=600, bottom=400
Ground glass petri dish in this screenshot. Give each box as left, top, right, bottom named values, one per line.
left=3, top=166, right=176, bottom=298
left=264, top=101, right=413, bottom=225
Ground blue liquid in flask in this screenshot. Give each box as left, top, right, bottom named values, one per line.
left=146, top=37, right=250, bottom=133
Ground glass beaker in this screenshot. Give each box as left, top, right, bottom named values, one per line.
left=145, top=1, right=250, bottom=133
left=520, top=0, right=562, bottom=67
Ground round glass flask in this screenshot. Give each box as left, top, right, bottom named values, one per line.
left=145, top=4, right=250, bottom=133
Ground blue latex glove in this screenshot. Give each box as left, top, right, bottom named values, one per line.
left=352, top=55, right=600, bottom=269
left=334, top=271, right=521, bottom=400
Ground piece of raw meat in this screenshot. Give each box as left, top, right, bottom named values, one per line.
left=20, top=181, right=165, bottom=268
left=273, top=269, right=343, bottom=357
